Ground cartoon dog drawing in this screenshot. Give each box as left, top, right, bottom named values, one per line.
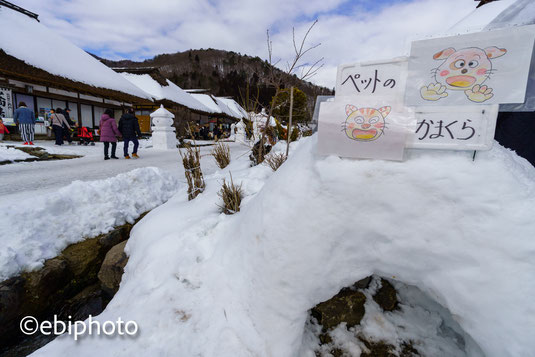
left=342, top=105, right=390, bottom=141
left=420, top=46, right=507, bottom=103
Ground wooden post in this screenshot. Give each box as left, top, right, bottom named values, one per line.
left=286, top=86, right=294, bottom=157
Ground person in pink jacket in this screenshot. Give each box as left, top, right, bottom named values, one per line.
left=99, top=109, right=121, bottom=160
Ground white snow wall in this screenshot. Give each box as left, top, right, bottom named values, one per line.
left=210, top=137, right=535, bottom=357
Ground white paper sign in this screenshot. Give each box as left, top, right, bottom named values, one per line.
left=405, top=25, right=535, bottom=106
left=0, top=87, right=13, bottom=119
left=336, top=58, right=407, bottom=98
left=317, top=97, right=411, bottom=161
left=408, top=105, right=499, bottom=150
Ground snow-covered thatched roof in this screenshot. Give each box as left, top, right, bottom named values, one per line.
left=0, top=3, right=152, bottom=102
left=216, top=97, right=248, bottom=119
left=118, top=72, right=212, bottom=113
left=189, top=93, right=246, bottom=120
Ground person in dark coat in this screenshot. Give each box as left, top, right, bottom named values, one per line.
left=63, top=108, right=75, bottom=144
left=118, top=108, right=142, bottom=159
left=13, top=102, right=36, bottom=145
left=99, top=108, right=121, bottom=160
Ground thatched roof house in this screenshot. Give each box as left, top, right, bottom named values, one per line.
left=0, top=1, right=152, bottom=131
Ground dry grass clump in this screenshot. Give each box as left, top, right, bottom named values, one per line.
left=218, top=174, right=243, bottom=215
left=265, top=152, right=287, bottom=171
left=212, top=141, right=231, bottom=169
left=180, top=143, right=205, bottom=200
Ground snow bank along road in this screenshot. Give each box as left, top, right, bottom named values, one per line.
left=0, top=139, right=250, bottom=279
left=0, top=140, right=250, bottom=202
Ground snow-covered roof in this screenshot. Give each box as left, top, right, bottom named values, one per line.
left=0, top=5, right=152, bottom=100
left=213, top=96, right=241, bottom=118
left=449, top=0, right=532, bottom=33
left=119, top=73, right=212, bottom=113
left=190, top=93, right=223, bottom=114
left=217, top=97, right=248, bottom=119
left=189, top=93, right=246, bottom=119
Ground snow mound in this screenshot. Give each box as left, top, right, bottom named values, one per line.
left=33, top=137, right=535, bottom=357
left=0, top=167, right=178, bottom=280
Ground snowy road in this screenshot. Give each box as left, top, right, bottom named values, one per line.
left=0, top=140, right=251, bottom=202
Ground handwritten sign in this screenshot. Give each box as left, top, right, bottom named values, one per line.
left=405, top=25, right=535, bottom=106
left=317, top=96, right=412, bottom=161
left=408, top=105, right=499, bottom=150
left=0, top=87, right=13, bottom=119
left=336, top=58, right=408, bottom=98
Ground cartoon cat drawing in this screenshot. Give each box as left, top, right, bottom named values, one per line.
left=420, top=46, right=507, bottom=103
left=342, top=105, right=390, bottom=141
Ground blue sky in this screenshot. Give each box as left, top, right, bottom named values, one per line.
left=14, top=0, right=477, bottom=87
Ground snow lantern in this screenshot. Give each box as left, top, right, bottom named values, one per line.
left=150, top=105, right=177, bottom=150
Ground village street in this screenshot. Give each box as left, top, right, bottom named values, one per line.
left=0, top=140, right=251, bottom=203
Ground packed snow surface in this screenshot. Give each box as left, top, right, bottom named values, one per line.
left=33, top=136, right=535, bottom=357
left=0, top=6, right=151, bottom=100
left=0, top=145, right=32, bottom=161
left=0, top=167, right=178, bottom=280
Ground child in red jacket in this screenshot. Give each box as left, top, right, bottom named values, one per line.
left=0, top=118, right=9, bottom=141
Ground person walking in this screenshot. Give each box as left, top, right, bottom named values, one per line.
left=118, top=108, right=141, bottom=159
left=49, top=108, right=71, bottom=145
left=0, top=118, right=9, bottom=141
left=99, top=108, right=120, bottom=160
left=13, top=102, right=35, bottom=145
left=63, top=108, right=75, bottom=144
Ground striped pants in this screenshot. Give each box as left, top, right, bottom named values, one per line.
left=19, top=124, right=35, bottom=142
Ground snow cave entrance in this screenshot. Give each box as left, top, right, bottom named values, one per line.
left=300, top=275, right=485, bottom=357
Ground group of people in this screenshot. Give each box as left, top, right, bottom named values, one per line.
left=99, top=108, right=142, bottom=160
left=193, top=124, right=229, bottom=141
left=8, top=102, right=142, bottom=161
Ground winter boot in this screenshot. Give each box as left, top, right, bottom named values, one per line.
left=125, top=155, right=131, bottom=159
left=132, top=153, right=139, bottom=158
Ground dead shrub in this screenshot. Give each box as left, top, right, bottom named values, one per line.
left=180, top=143, right=205, bottom=200
left=218, top=174, right=243, bottom=215
left=265, top=152, right=287, bottom=171
left=212, top=141, right=231, bottom=169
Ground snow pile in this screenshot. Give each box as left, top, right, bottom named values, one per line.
left=0, top=6, right=151, bottom=100
left=0, top=145, right=32, bottom=161
left=0, top=167, right=178, bottom=280
left=119, top=73, right=210, bottom=112
left=33, top=136, right=535, bottom=357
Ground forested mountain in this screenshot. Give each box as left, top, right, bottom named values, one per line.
left=97, top=49, right=332, bottom=112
